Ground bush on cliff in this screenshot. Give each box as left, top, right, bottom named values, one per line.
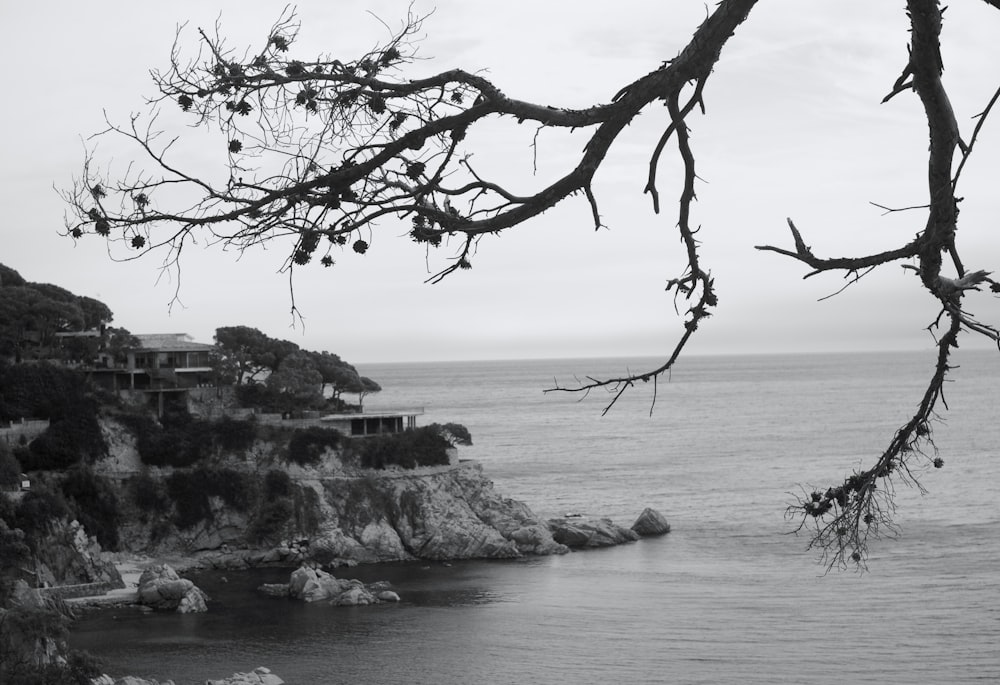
left=0, top=363, right=107, bottom=472
left=130, top=472, right=171, bottom=520
left=166, top=467, right=254, bottom=530
left=12, top=485, right=71, bottom=547
left=249, top=497, right=294, bottom=543
left=352, top=426, right=452, bottom=470
left=286, top=426, right=341, bottom=466
left=0, top=604, right=103, bottom=685
left=21, top=413, right=106, bottom=471
left=0, top=444, right=21, bottom=489
left=264, top=469, right=292, bottom=498
left=122, top=412, right=258, bottom=467
left=58, top=467, right=119, bottom=551
left=212, top=416, right=257, bottom=452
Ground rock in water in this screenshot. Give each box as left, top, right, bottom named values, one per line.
left=285, top=565, right=396, bottom=606
left=630, top=507, right=671, bottom=536
left=204, top=666, right=284, bottom=684
left=546, top=517, right=640, bottom=548
left=136, top=564, right=208, bottom=613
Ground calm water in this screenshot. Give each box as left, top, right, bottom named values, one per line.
left=70, top=351, right=1000, bottom=684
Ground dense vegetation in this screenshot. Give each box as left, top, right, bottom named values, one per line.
left=0, top=362, right=108, bottom=471
left=286, top=426, right=342, bottom=466
left=166, top=467, right=254, bottom=529
left=119, top=411, right=257, bottom=467
left=349, top=423, right=471, bottom=470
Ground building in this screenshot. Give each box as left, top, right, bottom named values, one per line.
left=88, top=333, right=214, bottom=391
left=320, top=410, right=422, bottom=437
left=86, top=333, right=215, bottom=416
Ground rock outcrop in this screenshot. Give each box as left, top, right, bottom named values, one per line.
left=306, top=462, right=571, bottom=564
left=29, top=519, right=123, bottom=590
left=630, top=507, right=671, bottom=536
left=92, top=666, right=282, bottom=685
left=92, top=418, right=654, bottom=566
left=262, top=565, right=400, bottom=606
left=546, top=517, right=640, bottom=549
left=205, top=666, right=284, bottom=685
left=136, top=564, right=208, bottom=613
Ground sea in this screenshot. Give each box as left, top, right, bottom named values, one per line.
left=68, top=350, right=1000, bottom=684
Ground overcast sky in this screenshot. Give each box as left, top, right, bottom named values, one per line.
left=2, top=1, right=999, bottom=363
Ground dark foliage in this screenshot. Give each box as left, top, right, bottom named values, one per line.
left=13, top=485, right=70, bottom=545
left=353, top=426, right=452, bottom=470
left=23, top=414, right=106, bottom=471
left=0, top=363, right=96, bottom=424
left=264, top=469, right=292, bottom=499
left=249, top=497, right=293, bottom=543
left=130, top=472, right=170, bottom=519
left=127, top=412, right=255, bottom=467
left=0, top=363, right=106, bottom=472
left=286, top=426, right=341, bottom=466
left=212, top=416, right=257, bottom=452
left=0, top=445, right=21, bottom=489
left=428, top=422, right=473, bottom=446
left=58, top=467, right=119, bottom=551
left=0, top=521, right=31, bottom=604
left=0, top=605, right=102, bottom=685
left=165, top=467, right=254, bottom=530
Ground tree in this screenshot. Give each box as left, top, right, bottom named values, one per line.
left=76, top=297, right=113, bottom=331
left=102, top=327, right=140, bottom=367
left=214, top=325, right=298, bottom=384
left=265, top=350, right=324, bottom=411
left=62, top=2, right=1000, bottom=569
left=0, top=264, right=25, bottom=288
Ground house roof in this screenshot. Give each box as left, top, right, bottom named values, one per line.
left=134, top=333, right=214, bottom=351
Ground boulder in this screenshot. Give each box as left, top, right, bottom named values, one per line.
left=376, top=590, right=401, bottom=602
left=546, top=517, right=640, bottom=549
left=136, top=564, right=208, bottom=613
left=630, top=507, right=671, bottom=536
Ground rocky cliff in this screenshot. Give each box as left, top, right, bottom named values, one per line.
left=93, top=418, right=570, bottom=567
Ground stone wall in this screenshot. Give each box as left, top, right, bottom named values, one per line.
left=0, top=418, right=50, bottom=445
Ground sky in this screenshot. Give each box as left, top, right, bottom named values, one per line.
left=2, top=1, right=1000, bottom=364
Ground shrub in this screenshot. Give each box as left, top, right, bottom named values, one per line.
left=249, top=497, right=293, bottom=543
left=0, top=362, right=95, bottom=423
left=165, top=471, right=212, bottom=530
left=264, top=469, right=292, bottom=499
left=22, top=413, right=106, bottom=471
left=127, top=413, right=255, bottom=467
left=13, top=484, right=70, bottom=543
left=135, top=419, right=213, bottom=468
left=287, top=426, right=341, bottom=466
left=131, top=472, right=170, bottom=518
left=212, top=416, right=256, bottom=452
left=59, top=467, right=119, bottom=550
left=431, top=422, right=473, bottom=446
left=354, top=426, right=452, bottom=470
left=165, top=467, right=254, bottom=529
left=0, top=444, right=21, bottom=489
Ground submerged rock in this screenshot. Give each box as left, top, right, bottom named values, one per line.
left=630, top=507, right=671, bottom=536
left=136, top=564, right=208, bottom=613
left=546, top=517, right=640, bottom=549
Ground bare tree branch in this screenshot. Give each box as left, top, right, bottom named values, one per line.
left=62, top=0, right=1000, bottom=570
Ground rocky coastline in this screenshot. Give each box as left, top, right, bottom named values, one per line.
left=24, top=420, right=670, bottom=684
